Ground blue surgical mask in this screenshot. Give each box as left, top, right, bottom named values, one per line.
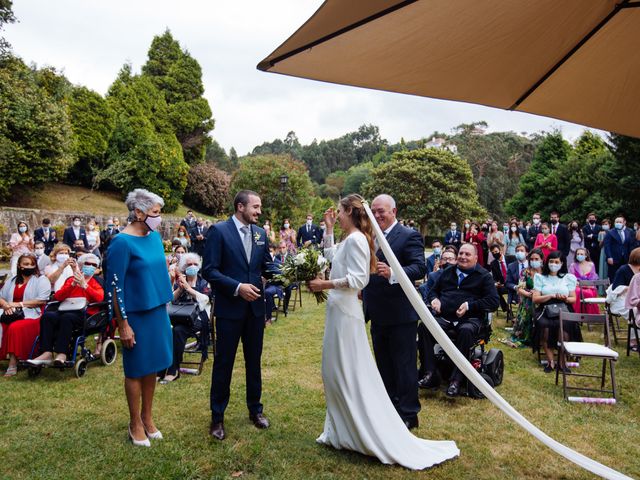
left=549, top=263, right=562, bottom=273
left=185, top=265, right=199, bottom=276
left=515, top=251, right=526, bottom=261
left=530, top=260, right=542, bottom=269
left=576, top=254, right=586, bottom=263
left=82, top=265, right=96, bottom=277
left=615, top=222, right=624, bottom=230
left=602, top=225, right=610, bottom=231
left=433, top=247, right=441, bottom=255
left=18, top=226, right=27, bottom=233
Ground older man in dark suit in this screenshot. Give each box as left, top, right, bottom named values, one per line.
left=425, top=243, right=499, bottom=397
left=202, top=190, right=272, bottom=441
left=363, top=194, right=427, bottom=430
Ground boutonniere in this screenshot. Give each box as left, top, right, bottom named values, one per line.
left=254, top=232, right=265, bottom=246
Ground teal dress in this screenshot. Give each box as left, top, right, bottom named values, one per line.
left=106, top=232, right=173, bottom=378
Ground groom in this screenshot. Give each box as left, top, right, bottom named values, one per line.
left=202, top=190, right=272, bottom=440
left=363, top=194, right=427, bottom=430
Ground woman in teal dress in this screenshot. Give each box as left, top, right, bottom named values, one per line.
left=597, top=220, right=610, bottom=282
left=107, top=189, right=173, bottom=447
left=511, top=248, right=544, bottom=347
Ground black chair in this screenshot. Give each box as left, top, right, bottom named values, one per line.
left=626, top=309, right=639, bottom=358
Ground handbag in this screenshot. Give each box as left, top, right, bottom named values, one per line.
left=59, top=297, right=88, bottom=312
left=0, top=307, right=24, bottom=324
left=544, top=303, right=564, bottom=319
left=167, top=302, right=200, bottom=327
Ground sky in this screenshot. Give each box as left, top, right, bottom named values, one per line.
left=4, top=0, right=600, bottom=155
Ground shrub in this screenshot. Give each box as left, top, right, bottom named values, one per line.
left=183, top=162, right=230, bottom=215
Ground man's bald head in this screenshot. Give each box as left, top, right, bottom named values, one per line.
left=457, top=243, right=478, bottom=269
left=371, top=194, right=397, bottom=230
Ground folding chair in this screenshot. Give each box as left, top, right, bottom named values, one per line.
left=289, top=282, right=303, bottom=312
left=578, top=279, right=609, bottom=333
left=626, top=309, right=639, bottom=358
left=555, top=312, right=618, bottom=402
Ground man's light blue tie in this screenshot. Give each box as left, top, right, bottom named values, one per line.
left=458, top=272, right=465, bottom=286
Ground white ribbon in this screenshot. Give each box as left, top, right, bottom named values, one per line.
left=363, top=202, right=631, bottom=480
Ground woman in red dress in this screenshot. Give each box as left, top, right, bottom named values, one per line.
left=465, top=222, right=486, bottom=267
left=0, top=253, right=51, bottom=376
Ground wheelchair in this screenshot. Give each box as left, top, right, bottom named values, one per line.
left=21, top=300, right=117, bottom=378
left=431, top=312, right=504, bottom=399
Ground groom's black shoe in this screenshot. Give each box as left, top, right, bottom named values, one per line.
left=209, top=421, right=225, bottom=440
left=446, top=380, right=462, bottom=398
left=249, top=413, right=270, bottom=429
left=418, top=371, right=441, bottom=390
left=403, top=416, right=419, bottom=430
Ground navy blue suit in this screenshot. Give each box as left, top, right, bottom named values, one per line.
left=202, top=217, right=272, bottom=422
left=62, top=226, right=89, bottom=250
left=297, top=223, right=323, bottom=247
left=582, top=223, right=601, bottom=266
left=505, top=260, right=526, bottom=305
left=604, top=227, right=633, bottom=282
left=362, top=222, right=426, bottom=422
left=34, top=227, right=58, bottom=255
left=426, top=253, right=439, bottom=275
left=526, top=224, right=541, bottom=251
left=444, top=229, right=462, bottom=250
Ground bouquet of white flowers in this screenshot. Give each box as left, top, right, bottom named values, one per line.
left=275, top=246, right=329, bottom=304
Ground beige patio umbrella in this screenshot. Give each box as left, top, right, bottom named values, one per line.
left=258, top=0, right=640, bottom=138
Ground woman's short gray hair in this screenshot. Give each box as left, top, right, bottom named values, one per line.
left=125, top=188, right=165, bottom=214
left=178, top=253, right=202, bottom=273
left=77, top=253, right=101, bottom=268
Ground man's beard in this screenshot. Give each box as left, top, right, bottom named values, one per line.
left=242, top=211, right=257, bottom=225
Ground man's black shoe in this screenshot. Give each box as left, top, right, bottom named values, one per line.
left=418, top=371, right=441, bottom=389
left=446, top=381, right=461, bottom=397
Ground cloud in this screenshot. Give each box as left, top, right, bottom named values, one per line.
left=4, top=0, right=601, bottom=155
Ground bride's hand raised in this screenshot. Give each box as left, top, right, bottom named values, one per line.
left=323, top=208, right=336, bottom=231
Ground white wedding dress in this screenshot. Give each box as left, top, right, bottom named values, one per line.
left=316, top=231, right=459, bottom=470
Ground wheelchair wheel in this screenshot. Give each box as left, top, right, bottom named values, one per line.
left=28, top=366, right=42, bottom=378
left=101, top=338, right=118, bottom=366
left=467, top=373, right=494, bottom=399
left=74, top=358, right=88, bottom=378
left=483, top=348, right=504, bottom=387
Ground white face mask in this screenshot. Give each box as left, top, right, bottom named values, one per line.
left=284, top=223, right=290, bottom=229
left=510, top=226, right=517, bottom=232
left=306, top=219, right=312, bottom=226
left=73, top=221, right=81, bottom=227
left=35, top=249, right=45, bottom=257
left=56, top=253, right=69, bottom=264
left=549, top=263, right=562, bottom=273
left=533, top=218, right=540, bottom=225
left=88, top=225, right=95, bottom=231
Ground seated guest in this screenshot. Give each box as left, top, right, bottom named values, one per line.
left=28, top=254, right=104, bottom=366
left=612, top=247, right=640, bottom=290
left=44, top=244, right=75, bottom=292
left=488, top=244, right=510, bottom=313
left=533, top=222, right=558, bottom=259
left=418, top=249, right=456, bottom=387
left=624, top=271, right=640, bottom=351
left=510, top=248, right=544, bottom=347
left=264, top=244, right=283, bottom=325
left=33, top=241, right=52, bottom=273
left=0, top=253, right=50, bottom=376
left=34, top=218, right=58, bottom=255
left=426, top=240, right=442, bottom=276
left=505, top=243, right=528, bottom=305
left=63, top=216, right=89, bottom=250
left=423, top=243, right=500, bottom=396
left=532, top=250, right=581, bottom=373
left=72, top=239, right=87, bottom=256
left=167, top=244, right=187, bottom=284
left=162, top=253, right=211, bottom=384
left=569, top=247, right=600, bottom=315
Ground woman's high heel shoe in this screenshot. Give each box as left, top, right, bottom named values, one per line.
left=128, top=426, right=151, bottom=447
left=143, top=424, right=163, bottom=440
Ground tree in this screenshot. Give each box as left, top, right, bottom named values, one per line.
left=343, top=162, right=373, bottom=195
left=66, top=86, right=115, bottom=186
left=142, top=30, right=214, bottom=164
left=505, top=131, right=572, bottom=220
left=97, top=66, right=189, bottom=211
left=206, top=139, right=240, bottom=173
left=0, top=56, right=75, bottom=200
left=363, top=148, right=485, bottom=234
left=184, top=162, right=230, bottom=215
left=0, top=0, right=15, bottom=57
left=607, top=133, right=640, bottom=217
left=230, top=154, right=315, bottom=226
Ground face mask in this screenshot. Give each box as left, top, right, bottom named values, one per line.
left=284, top=223, right=290, bottom=229
left=511, top=226, right=517, bottom=232
left=515, top=251, right=526, bottom=261
left=615, top=222, right=624, bottom=230
left=464, top=223, right=470, bottom=229
left=530, top=260, right=542, bottom=269
left=306, top=220, right=312, bottom=226
left=175, top=253, right=183, bottom=260
left=589, top=220, right=596, bottom=225
left=107, top=224, right=115, bottom=229
left=533, top=218, right=540, bottom=225
left=19, top=267, right=36, bottom=277
left=185, top=265, right=200, bottom=276
left=542, top=229, right=549, bottom=234
left=82, top=265, right=96, bottom=277
left=481, top=224, right=488, bottom=230
left=43, top=225, right=49, bottom=230
left=18, top=226, right=27, bottom=233
left=73, top=221, right=81, bottom=227
left=56, top=253, right=69, bottom=263
left=551, top=219, right=558, bottom=224
left=35, top=248, right=45, bottom=257
left=433, top=247, right=441, bottom=255
left=450, top=226, right=456, bottom=231
left=145, top=214, right=162, bottom=231
left=549, top=263, right=562, bottom=273
left=492, top=252, right=500, bottom=259
left=576, top=254, right=586, bottom=262
left=179, top=231, right=185, bottom=236
left=88, top=225, right=95, bottom=231
left=503, top=226, right=509, bottom=233
left=602, top=225, right=610, bottom=231
left=320, top=225, right=326, bottom=231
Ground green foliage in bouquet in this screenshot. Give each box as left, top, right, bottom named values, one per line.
left=275, top=246, right=328, bottom=304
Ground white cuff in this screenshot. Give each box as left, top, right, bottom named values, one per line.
left=388, top=268, right=398, bottom=285
left=234, top=284, right=241, bottom=297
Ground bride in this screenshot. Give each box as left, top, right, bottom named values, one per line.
left=307, top=194, right=459, bottom=470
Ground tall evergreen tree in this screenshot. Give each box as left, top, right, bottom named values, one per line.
left=607, top=133, right=640, bottom=217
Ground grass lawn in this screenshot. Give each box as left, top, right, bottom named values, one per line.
left=4, top=183, right=212, bottom=219
left=1, top=298, right=639, bottom=480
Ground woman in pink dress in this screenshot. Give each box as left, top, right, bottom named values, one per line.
left=465, top=222, right=485, bottom=267
left=533, top=222, right=558, bottom=259
left=569, top=247, right=600, bottom=315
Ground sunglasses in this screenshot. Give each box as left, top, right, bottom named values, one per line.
left=83, top=262, right=99, bottom=268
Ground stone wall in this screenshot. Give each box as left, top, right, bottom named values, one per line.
left=0, top=207, right=185, bottom=243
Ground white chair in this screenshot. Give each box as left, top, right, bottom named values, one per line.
left=555, top=312, right=618, bottom=402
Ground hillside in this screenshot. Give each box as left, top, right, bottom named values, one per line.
left=3, top=184, right=210, bottom=218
